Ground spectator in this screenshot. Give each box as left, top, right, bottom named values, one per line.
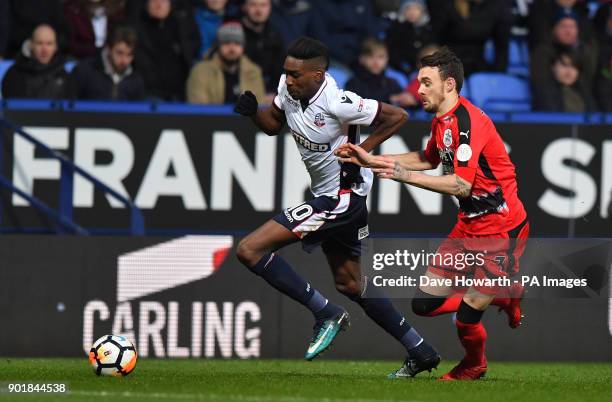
left=593, top=2, right=611, bottom=111
left=313, top=0, right=382, bottom=68
left=372, top=0, right=402, bottom=19
left=429, top=0, right=512, bottom=76
left=64, top=0, right=125, bottom=59
left=132, top=0, right=200, bottom=101
left=528, top=0, right=592, bottom=47
left=345, top=38, right=416, bottom=109
left=530, top=9, right=598, bottom=90
left=268, top=0, right=325, bottom=47
left=532, top=50, right=596, bottom=112
left=2, top=24, right=70, bottom=99
left=595, top=52, right=612, bottom=111
left=2, top=0, right=67, bottom=59
left=0, top=0, right=8, bottom=59
left=510, top=0, right=531, bottom=37
left=404, top=43, right=441, bottom=108
left=186, top=22, right=265, bottom=104
left=194, top=0, right=240, bottom=58
left=241, top=0, right=284, bottom=99
left=385, top=0, right=434, bottom=76
left=71, top=26, right=145, bottom=100
left=125, top=0, right=193, bottom=20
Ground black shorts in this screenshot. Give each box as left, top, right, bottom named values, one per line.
left=273, top=190, right=369, bottom=257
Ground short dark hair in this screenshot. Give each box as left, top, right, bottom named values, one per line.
left=420, top=46, right=464, bottom=93
left=287, top=36, right=329, bottom=70
left=107, top=25, right=138, bottom=50
left=360, top=37, right=387, bottom=57
left=552, top=49, right=582, bottom=71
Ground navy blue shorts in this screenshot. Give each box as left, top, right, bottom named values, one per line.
left=273, top=191, right=369, bottom=257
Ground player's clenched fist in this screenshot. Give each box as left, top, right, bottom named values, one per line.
left=234, top=91, right=259, bottom=116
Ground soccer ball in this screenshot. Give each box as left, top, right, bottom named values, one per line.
left=89, top=335, right=137, bottom=377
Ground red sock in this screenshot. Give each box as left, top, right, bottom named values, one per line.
left=456, top=320, right=487, bottom=366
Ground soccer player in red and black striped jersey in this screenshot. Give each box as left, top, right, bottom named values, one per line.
left=337, top=47, right=529, bottom=381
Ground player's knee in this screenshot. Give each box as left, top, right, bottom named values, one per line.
left=236, top=238, right=260, bottom=268
left=411, top=294, right=446, bottom=316
left=462, top=295, right=490, bottom=311
left=335, top=278, right=361, bottom=299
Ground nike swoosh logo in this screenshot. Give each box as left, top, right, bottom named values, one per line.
left=308, top=324, right=334, bottom=354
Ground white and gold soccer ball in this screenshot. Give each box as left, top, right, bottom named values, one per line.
left=89, top=335, right=137, bottom=377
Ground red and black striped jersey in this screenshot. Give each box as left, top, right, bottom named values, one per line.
left=423, top=96, right=527, bottom=234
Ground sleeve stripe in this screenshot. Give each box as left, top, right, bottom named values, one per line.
left=455, top=103, right=472, bottom=167
left=272, top=96, right=284, bottom=112
left=478, top=153, right=497, bottom=180
left=369, top=101, right=382, bottom=127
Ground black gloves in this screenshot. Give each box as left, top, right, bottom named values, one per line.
left=234, top=91, right=258, bottom=116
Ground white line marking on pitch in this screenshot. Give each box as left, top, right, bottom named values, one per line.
left=68, top=390, right=422, bottom=402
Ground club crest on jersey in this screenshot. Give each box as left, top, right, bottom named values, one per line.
left=314, top=113, right=326, bottom=127
left=443, top=129, right=453, bottom=147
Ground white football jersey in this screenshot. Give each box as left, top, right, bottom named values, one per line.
left=273, top=73, right=380, bottom=197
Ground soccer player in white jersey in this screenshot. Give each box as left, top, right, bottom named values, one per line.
left=234, top=37, right=440, bottom=375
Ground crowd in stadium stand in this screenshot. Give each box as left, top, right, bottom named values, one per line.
left=0, top=0, right=610, bottom=112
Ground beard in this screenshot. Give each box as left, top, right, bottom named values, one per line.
left=220, top=53, right=240, bottom=69
left=422, top=101, right=436, bottom=113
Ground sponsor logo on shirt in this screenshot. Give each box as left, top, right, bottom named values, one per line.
left=284, top=209, right=294, bottom=223
left=284, top=94, right=300, bottom=109
left=291, top=130, right=330, bottom=152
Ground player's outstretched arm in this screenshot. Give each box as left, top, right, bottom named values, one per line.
left=335, top=143, right=395, bottom=169
left=234, top=91, right=286, bottom=136
left=374, top=162, right=472, bottom=198
left=384, top=151, right=436, bottom=171
left=358, top=102, right=407, bottom=152
left=336, top=143, right=434, bottom=172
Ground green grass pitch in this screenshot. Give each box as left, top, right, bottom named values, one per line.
left=0, top=359, right=610, bottom=402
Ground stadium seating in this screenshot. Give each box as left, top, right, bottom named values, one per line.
left=507, top=39, right=529, bottom=77
left=327, top=65, right=352, bottom=89
left=468, top=72, right=531, bottom=112
left=460, top=82, right=470, bottom=99
left=385, top=67, right=409, bottom=89
left=484, top=39, right=530, bottom=77
left=0, top=60, right=15, bottom=99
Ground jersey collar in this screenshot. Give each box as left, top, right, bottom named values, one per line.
left=433, top=96, right=463, bottom=123
left=307, top=73, right=329, bottom=106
